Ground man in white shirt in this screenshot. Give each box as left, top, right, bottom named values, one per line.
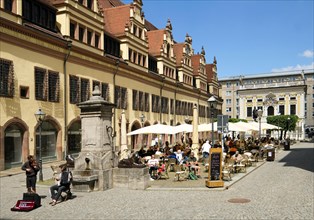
left=147, top=155, right=159, bottom=179
left=175, top=150, right=183, bottom=164
left=201, top=140, right=211, bottom=159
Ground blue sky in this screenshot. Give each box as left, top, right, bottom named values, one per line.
left=123, top=0, right=314, bottom=78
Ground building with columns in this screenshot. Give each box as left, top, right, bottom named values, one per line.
left=219, top=69, right=313, bottom=140
left=0, top=0, right=222, bottom=170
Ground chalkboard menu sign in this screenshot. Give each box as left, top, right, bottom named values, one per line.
left=210, top=152, right=221, bottom=180
left=206, top=148, right=224, bottom=188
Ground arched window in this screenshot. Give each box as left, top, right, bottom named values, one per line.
left=4, top=124, right=23, bottom=168
left=36, top=121, right=57, bottom=160
left=68, top=121, right=81, bottom=155
left=267, top=106, right=274, bottom=116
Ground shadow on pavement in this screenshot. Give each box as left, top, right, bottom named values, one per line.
left=278, top=148, right=314, bottom=173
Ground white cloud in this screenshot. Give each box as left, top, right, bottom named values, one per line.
left=271, top=62, right=314, bottom=72
left=299, top=49, right=314, bottom=58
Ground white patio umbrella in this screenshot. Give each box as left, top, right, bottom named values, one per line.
left=173, top=124, right=193, bottom=134
left=127, top=124, right=175, bottom=136
left=198, top=122, right=217, bottom=132
left=228, top=122, right=252, bottom=132
left=231, top=121, right=257, bottom=131
left=248, top=121, right=279, bottom=130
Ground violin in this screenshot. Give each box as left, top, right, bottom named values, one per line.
left=31, top=159, right=38, bottom=168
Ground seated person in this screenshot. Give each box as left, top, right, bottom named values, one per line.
left=146, top=146, right=155, bottom=157
left=49, top=166, right=72, bottom=206
left=187, top=152, right=201, bottom=177
left=137, top=147, right=146, bottom=158
left=231, top=151, right=243, bottom=164
left=147, top=155, right=159, bottom=178
left=175, top=150, right=184, bottom=165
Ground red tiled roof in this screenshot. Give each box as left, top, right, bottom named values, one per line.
left=206, top=64, right=215, bottom=82
left=103, top=5, right=131, bottom=36
left=99, top=0, right=125, bottom=9
left=147, top=29, right=165, bottom=56
left=191, top=54, right=201, bottom=75
left=173, top=43, right=184, bottom=66
left=145, top=20, right=158, bottom=31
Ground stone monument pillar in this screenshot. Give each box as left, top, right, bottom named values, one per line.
left=72, top=86, right=116, bottom=191
left=191, top=104, right=199, bottom=160
left=120, top=110, right=129, bottom=160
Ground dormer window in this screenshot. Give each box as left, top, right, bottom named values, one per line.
left=22, top=0, right=57, bottom=32
left=133, top=25, right=137, bottom=36
left=78, top=0, right=93, bottom=10
left=166, top=44, right=170, bottom=58
left=4, top=0, right=13, bottom=12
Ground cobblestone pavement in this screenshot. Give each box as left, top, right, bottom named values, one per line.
left=1, top=142, right=313, bottom=220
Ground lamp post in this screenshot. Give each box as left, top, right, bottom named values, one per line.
left=277, top=112, right=281, bottom=140
left=286, top=117, right=291, bottom=139
left=35, top=108, right=46, bottom=182
left=140, top=113, right=145, bottom=147
left=208, top=96, right=217, bottom=146
left=257, top=108, right=263, bottom=140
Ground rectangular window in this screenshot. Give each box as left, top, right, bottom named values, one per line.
left=80, top=78, right=90, bottom=102
left=226, top=99, right=231, bottom=105
left=247, top=99, right=252, bottom=103
left=20, top=86, right=29, bottom=99
left=35, top=67, right=47, bottom=101
left=279, top=105, right=285, bottom=115
left=290, top=97, right=296, bottom=100
left=0, top=58, right=14, bottom=97
left=4, top=0, right=13, bottom=12
left=70, top=22, right=75, bottom=39
left=87, top=30, right=92, bottom=45
left=95, top=33, right=100, bottom=48
left=145, top=93, right=149, bottom=112
left=139, top=91, right=144, bottom=111
left=87, top=0, right=93, bottom=9
left=115, top=86, right=127, bottom=109
left=290, top=104, right=296, bottom=115
left=226, top=107, right=232, bottom=112
left=69, top=75, right=79, bottom=104
left=79, top=26, right=85, bottom=42
left=48, top=71, right=59, bottom=102
left=226, top=91, right=231, bottom=96
left=279, top=97, right=285, bottom=101
left=132, top=90, right=138, bottom=110
left=101, top=83, right=109, bottom=101
left=226, top=82, right=231, bottom=88
left=161, top=97, right=169, bottom=114
left=152, top=94, right=160, bottom=113
left=247, top=106, right=252, bottom=117
left=257, top=99, right=263, bottom=102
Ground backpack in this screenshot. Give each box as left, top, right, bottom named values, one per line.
left=60, top=171, right=72, bottom=186
left=189, top=172, right=198, bottom=180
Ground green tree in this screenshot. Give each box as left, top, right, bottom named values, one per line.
left=267, top=115, right=298, bottom=139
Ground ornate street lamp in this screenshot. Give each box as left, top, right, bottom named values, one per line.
left=208, top=96, right=217, bottom=145
left=257, top=108, right=263, bottom=140
left=277, top=112, right=281, bottom=140
left=140, top=113, right=145, bottom=147
left=34, top=108, right=46, bottom=182
left=286, top=117, right=291, bottom=139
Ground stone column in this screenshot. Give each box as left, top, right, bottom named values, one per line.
left=73, top=86, right=116, bottom=191
left=120, top=110, right=128, bottom=160
left=191, top=104, right=199, bottom=160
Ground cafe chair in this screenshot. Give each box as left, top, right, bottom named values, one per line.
left=222, top=165, right=232, bottom=181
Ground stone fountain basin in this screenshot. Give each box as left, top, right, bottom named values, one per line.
left=72, top=170, right=99, bottom=192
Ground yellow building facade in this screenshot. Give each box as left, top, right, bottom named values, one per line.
left=0, top=0, right=221, bottom=170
